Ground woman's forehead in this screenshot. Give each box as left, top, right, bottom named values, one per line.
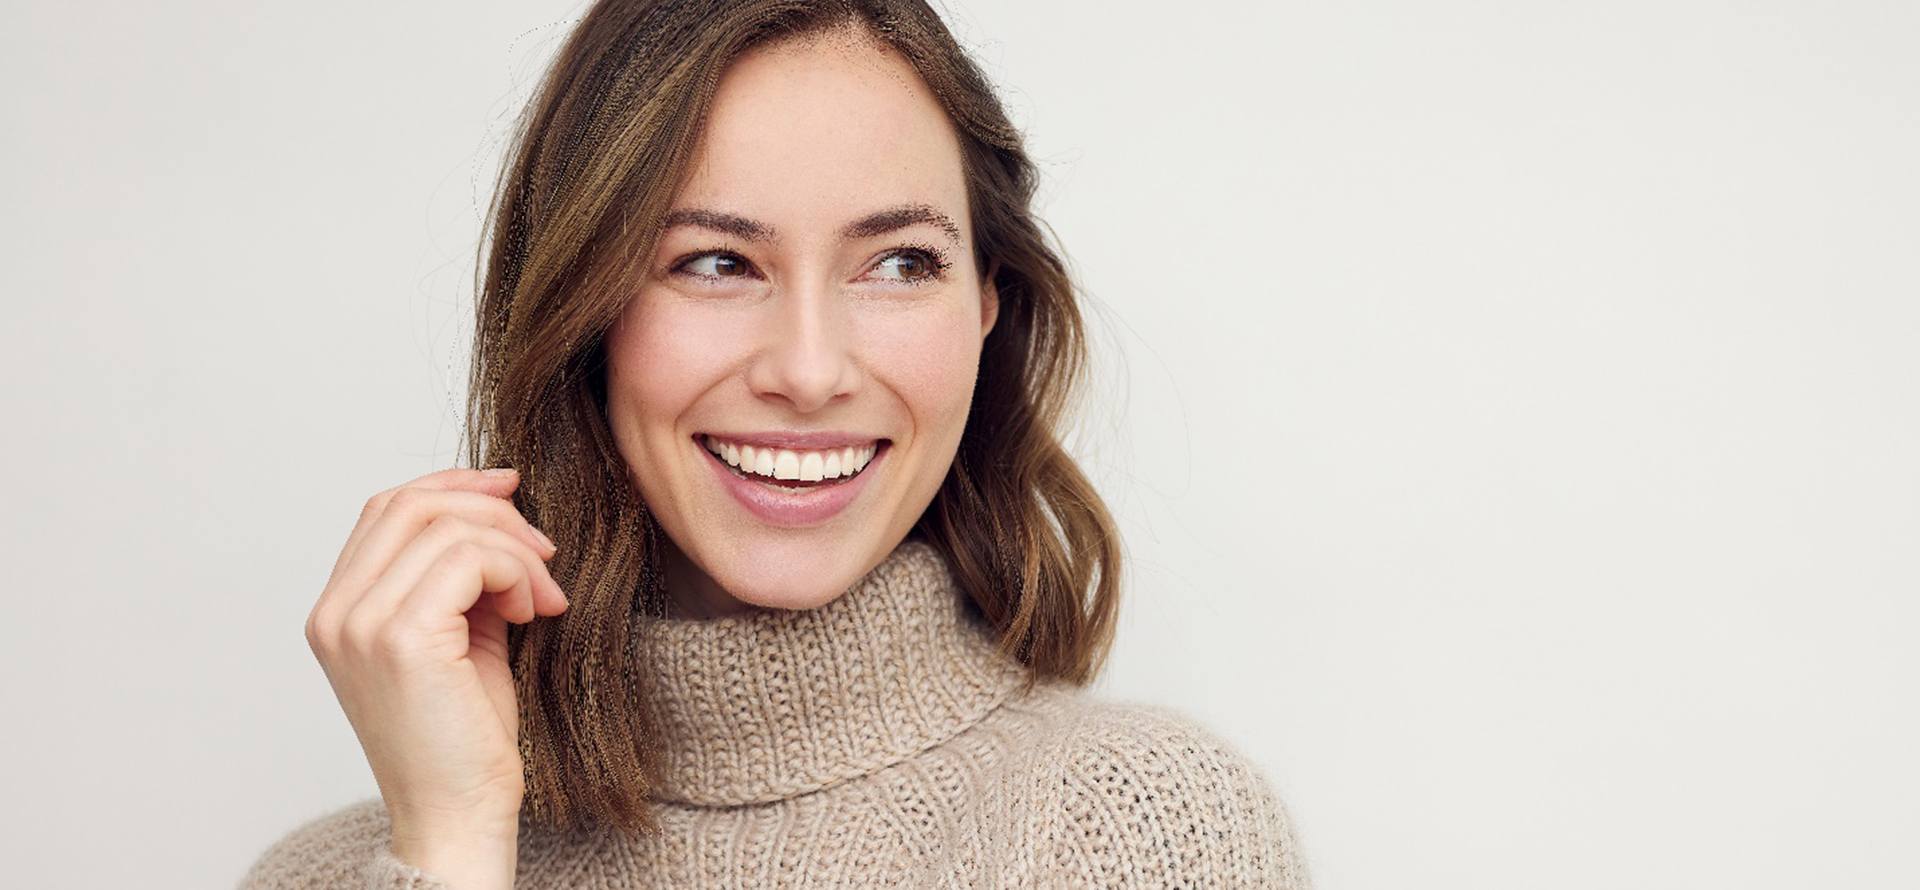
left=671, top=33, right=967, bottom=227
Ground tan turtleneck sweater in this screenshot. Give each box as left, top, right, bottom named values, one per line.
left=240, top=540, right=1313, bottom=888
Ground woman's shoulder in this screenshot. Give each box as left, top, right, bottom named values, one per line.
left=1002, top=686, right=1316, bottom=889
left=236, top=796, right=444, bottom=890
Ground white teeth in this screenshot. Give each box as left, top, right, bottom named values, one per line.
left=703, top=436, right=881, bottom=484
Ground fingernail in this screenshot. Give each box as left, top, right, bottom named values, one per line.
left=483, top=467, right=517, bottom=478
left=531, top=525, right=556, bottom=551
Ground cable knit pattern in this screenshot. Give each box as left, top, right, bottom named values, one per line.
left=239, top=539, right=1313, bottom=888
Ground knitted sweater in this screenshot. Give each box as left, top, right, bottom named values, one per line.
left=240, top=539, right=1313, bottom=888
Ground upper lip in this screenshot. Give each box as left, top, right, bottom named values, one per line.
left=697, top=430, right=889, bottom=450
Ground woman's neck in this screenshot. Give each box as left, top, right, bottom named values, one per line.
left=658, top=537, right=761, bottom=620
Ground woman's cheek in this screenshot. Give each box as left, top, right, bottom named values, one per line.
left=627, top=303, right=741, bottom=395
left=857, top=305, right=982, bottom=414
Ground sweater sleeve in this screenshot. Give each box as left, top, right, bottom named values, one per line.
left=235, top=797, right=452, bottom=890
left=1036, top=702, right=1315, bottom=889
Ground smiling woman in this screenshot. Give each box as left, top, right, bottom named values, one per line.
left=241, top=1, right=1312, bottom=888
left=604, top=38, right=998, bottom=618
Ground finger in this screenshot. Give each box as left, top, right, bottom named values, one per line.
left=328, top=467, right=524, bottom=589
left=321, top=484, right=556, bottom=618
left=338, top=485, right=554, bottom=592
left=351, top=514, right=561, bottom=629
left=394, top=537, right=540, bottom=635
left=327, top=467, right=525, bottom=590
left=365, top=518, right=568, bottom=621
left=343, top=536, right=538, bottom=660
left=345, top=529, right=537, bottom=652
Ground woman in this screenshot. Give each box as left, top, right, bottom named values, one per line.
left=243, top=1, right=1312, bottom=887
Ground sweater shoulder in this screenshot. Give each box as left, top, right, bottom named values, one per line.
left=1023, top=696, right=1315, bottom=889
left=236, top=796, right=446, bottom=890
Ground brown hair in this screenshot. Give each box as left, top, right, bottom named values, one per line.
left=462, top=0, right=1121, bottom=835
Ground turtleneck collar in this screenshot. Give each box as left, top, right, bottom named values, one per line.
left=633, top=537, right=1032, bottom=807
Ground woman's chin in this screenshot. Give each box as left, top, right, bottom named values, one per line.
left=707, top=547, right=873, bottom=612
left=731, top=585, right=846, bottom=613
left=719, top=573, right=853, bottom=612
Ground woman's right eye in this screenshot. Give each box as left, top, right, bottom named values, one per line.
left=674, top=250, right=756, bottom=281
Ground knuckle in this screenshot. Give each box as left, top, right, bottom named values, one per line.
left=386, top=486, right=429, bottom=519
left=423, top=511, right=469, bottom=542
left=359, top=490, right=391, bottom=522
left=441, top=539, right=483, bottom=566
left=487, top=523, right=531, bottom=556
left=369, top=622, right=414, bottom=662
left=303, top=609, right=333, bottom=652
left=340, top=607, right=384, bottom=657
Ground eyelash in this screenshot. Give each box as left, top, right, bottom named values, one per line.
left=669, top=243, right=953, bottom=287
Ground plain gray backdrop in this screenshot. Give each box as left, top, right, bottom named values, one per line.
left=2, top=1, right=1915, bottom=887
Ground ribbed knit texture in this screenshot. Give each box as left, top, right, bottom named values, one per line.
left=240, top=539, right=1313, bottom=888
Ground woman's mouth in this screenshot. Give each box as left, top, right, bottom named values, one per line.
left=698, top=433, right=890, bottom=529
left=694, top=433, right=889, bottom=528
left=699, top=434, right=883, bottom=489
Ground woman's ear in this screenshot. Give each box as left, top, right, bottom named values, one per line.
left=979, top=258, right=1001, bottom=340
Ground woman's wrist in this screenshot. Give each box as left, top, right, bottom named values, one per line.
left=387, top=824, right=519, bottom=890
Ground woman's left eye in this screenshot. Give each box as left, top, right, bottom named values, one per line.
left=675, top=251, right=756, bottom=280
left=869, top=247, right=950, bottom=285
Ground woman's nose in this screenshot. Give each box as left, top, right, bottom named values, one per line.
left=744, top=280, right=859, bottom=414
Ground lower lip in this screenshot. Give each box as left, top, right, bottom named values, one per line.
left=697, top=437, right=887, bottom=528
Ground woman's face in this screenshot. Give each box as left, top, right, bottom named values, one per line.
left=604, top=30, right=997, bottom=617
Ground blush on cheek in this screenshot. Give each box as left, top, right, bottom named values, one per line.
left=600, top=296, right=740, bottom=508
left=858, top=306, right=983, bottom=394
left=621, top=300, right=743, bottom=403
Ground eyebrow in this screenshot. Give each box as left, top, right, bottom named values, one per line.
left=658, top=202, right=963, bottom=246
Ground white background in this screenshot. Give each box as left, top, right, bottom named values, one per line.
left=2, top=1, right=1915, bottom=887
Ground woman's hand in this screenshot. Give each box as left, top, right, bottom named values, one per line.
left=304, top=467, right=568, bottom=889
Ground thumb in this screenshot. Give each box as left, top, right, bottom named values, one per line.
left=412, top=466, right=523, bottom=497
